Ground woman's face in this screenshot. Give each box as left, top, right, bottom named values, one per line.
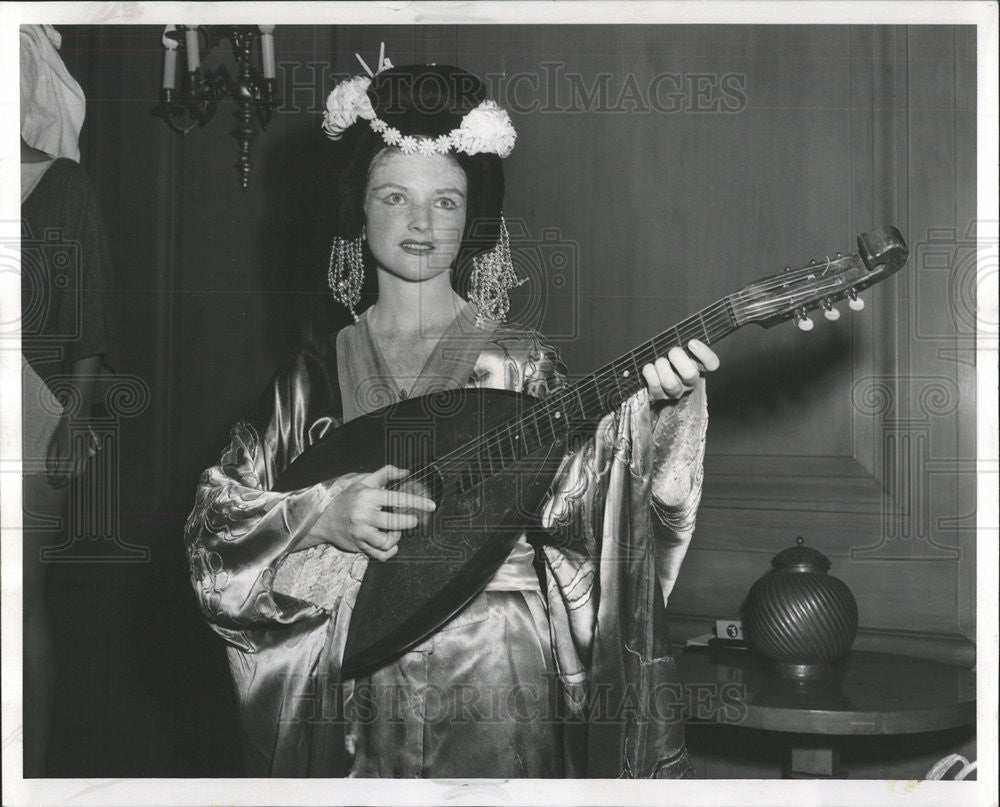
left=363, top=148, right=468, bottom=284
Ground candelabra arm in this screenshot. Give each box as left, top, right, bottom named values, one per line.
left=152, top=24, right=278, bottom=188
left=149, top=89, right=199, bottom=135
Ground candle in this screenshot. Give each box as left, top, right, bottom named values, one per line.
left=184, top=26, right=200, bottom=72
left=259, top=25, right=276, bottom=79
left=161, top=26, right=178, bottom=90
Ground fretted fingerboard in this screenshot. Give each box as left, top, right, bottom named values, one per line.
left=449, top=297, right=738, bottom=492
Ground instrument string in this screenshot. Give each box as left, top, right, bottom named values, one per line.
left=441, top=320, right=732, bottom=484
left=399, top=252, right=864, bottom=492
left=404, top=299, right=736, bottom=488
left=733, top=261, right=854, bottom=309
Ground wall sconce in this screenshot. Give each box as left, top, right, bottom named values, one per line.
left=151, top=25, right=280, bottom=190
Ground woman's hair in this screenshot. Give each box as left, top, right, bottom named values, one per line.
left=332, top=65, right=506, bottom=278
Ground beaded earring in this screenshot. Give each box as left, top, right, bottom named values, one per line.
left=468, top=213, right=522, bottom=325
left=327, top=232, right=365, bottom=321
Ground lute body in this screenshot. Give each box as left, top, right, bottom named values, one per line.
left=274, top=226, right=909, bottom=679
left=275, top=388, right=564, bottom=679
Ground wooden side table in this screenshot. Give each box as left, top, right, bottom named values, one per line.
left=676, top=648, right=976, bottom=777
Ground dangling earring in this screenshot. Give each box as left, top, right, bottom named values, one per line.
left=327, top=232, right=364, bottom=321
left=469, top=213, right=522, bottom=325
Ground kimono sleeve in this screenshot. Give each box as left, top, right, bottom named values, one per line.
left=183, top=342, right=350, bottom=646
left=648, top=378, right=708, bottom=604
left=538, top=353, right=709, bottom=605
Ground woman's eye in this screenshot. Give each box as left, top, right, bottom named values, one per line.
left=383, top=192, right=406, bottom=205
left=436, top=198, right=458, bottom=210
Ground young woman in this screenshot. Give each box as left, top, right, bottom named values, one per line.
left=185, top=57, right=719, bottom=778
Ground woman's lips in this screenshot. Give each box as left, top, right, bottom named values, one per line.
left=400, top=240, right=435, bottom=254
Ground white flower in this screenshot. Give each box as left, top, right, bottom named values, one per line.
left=416, top=137, right=439, bottom=156
left=358, top=98, right=518, bottom=158
left=451, top=100, right=517, bottom=158
left=322, top=75, right=374, bottom=140
left=356, top=95, right=376, bottom=122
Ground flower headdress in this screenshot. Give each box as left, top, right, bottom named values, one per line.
left=322, top=42, right=517, bottom=158
left=324, top=44, right=523, bottom=326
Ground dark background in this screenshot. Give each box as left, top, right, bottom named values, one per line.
left=31, top=24, right=976, bottom=777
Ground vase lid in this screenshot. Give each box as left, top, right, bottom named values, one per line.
left=771, top=536, right=831, bottom=572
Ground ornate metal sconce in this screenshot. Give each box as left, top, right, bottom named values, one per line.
left=150, top=25, right=280, bottom=190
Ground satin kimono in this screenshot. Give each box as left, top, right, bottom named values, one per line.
left=184, top=301, right=708, bottom=778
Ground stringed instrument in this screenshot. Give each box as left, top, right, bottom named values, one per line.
left=275, top=225, right=908, bottom=679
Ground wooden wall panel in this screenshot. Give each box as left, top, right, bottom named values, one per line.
left=669, top=26, right=976, bottom=647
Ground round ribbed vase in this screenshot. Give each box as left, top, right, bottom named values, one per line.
left=743, top=537, right=859, bottom=678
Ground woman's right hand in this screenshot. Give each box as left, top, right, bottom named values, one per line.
left=315, top=465, right=436, bottom=561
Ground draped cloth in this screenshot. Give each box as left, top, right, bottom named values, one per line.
left=20, top=25, right=85, bottom=164
left=184, top=301, right=707, bottom=778
left=20, top=24, right=86, bottom=203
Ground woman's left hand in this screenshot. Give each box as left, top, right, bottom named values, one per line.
left=642, top=339, right=720, bottom=403
left=542, top=338, right=719, bottom=531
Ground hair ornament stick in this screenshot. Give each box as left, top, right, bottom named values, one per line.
left=354, top=41, right=393, bottom=78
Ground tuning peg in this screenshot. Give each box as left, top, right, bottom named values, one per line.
left=795, top=313, right=814, bottom=331
left=847, top=289, right=865, bottom=311
left=823, top=301, right=841, bottom=321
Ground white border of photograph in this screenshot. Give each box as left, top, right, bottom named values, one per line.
left=1, top=2, right=996, bottom=806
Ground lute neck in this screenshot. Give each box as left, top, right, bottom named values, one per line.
left=445, top=296, right=739, bottom=494
left=549, top=295, right=738, bottom=424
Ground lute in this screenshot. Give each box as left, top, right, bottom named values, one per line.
left=275, top=225, right=908, bottom=678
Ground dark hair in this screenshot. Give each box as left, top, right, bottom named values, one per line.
left=331, top=65, right=506, bottom=280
